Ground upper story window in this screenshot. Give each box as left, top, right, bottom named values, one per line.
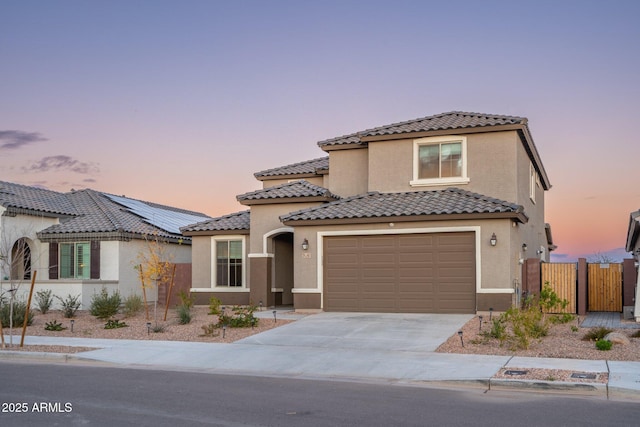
left=214, top=238, right=245, bottom=287
left=411, top=135, right=469, bottom=187
left=60, top=242, right=90, bottom=279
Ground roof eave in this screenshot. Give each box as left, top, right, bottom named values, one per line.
left=256, top=172, right=323, bottom=181
left=359, top=123, right=526, bottom=143
left=282, top=211, right=528, bottom=226
left=36, top=231, right=191, bottom=244
left=239, top=196, right=338, bottom=206
left=181, top=229, right=250, bottom=237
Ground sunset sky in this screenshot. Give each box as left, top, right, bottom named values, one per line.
left=2, top=0, right=638, bottom=261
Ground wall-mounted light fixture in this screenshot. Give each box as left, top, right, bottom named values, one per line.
left=490, top=233, right=497, bottom=246
left=302, top=238, right=309, bottom=251
left=522, top=243, right=527, bottom=252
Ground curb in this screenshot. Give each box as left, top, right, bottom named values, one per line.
left=0, top=350, right=76, bottom=362
left=489, top=378, right=608, bottom=398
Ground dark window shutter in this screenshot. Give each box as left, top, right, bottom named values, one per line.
left=90, top=241, right=100, bottom=279
left=49, top=243, right=58, bottom=279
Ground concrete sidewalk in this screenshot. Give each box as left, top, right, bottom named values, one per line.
left=3, top=313, right=640, bottom=400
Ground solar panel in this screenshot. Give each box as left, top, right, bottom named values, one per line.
left=106, top=194, right=210, bottom=235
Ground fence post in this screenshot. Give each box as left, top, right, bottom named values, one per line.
left=577, top=258, right=587, bottom=315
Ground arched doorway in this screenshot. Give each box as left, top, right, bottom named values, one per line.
left=11, top=238, right=32, bottom=280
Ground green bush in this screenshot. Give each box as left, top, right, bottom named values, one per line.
left=104, top=319, right=128, bottom=329
left=90, top=287, right=122, bottom=319
left=56, top=294, right=81, bottom=318
left=44, top=320, right=66, bottom=331
left=549, top=313, right=576, bottom=324
left=122, top=294, right=144, bottom=317
left=208, top=296, right=221, bottom=315
left=0, top=299, right=35, bottom=327
left=596, top=339, right=612, bottom=351
left=582, top=327, right=613, bottom=342
left=218, top=305, right=258, bottom=328
left=177, top=304, right=192, bottom=325
left=35, top=289, right=54, bottom=314
left=177, top=290, right=195, bottom=309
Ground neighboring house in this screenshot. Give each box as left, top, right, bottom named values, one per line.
left=0, top=181, right=210, bottom=308
left=182, top=111, right=554, bottom=313
left=625, top=209, right=640, bottom=321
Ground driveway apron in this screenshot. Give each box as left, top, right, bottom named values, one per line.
left=236, top=312, right=474, bottom=352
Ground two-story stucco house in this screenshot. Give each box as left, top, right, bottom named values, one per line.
left=182, top=111, right=553, bottom=313
left=0, top=181, right=210, bottom=308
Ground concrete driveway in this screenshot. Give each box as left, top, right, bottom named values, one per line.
left=237, top=312, right=474, bottom=352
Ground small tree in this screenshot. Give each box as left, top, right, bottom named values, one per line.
left=135, top=235, right=175, bottom=325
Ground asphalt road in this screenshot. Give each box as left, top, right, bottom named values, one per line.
left=0, top=360, right=639, bottom=426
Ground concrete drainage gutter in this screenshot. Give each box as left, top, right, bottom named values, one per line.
left=488, top=378, right=608, bottom=398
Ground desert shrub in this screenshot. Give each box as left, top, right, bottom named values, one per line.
left=177, top=290, right=195, bottom=309
left=177, top=304, right=192, bottom=325
left=549, top=313, right=576, bottom=324
left=485, top=288, right=569, bottom=350
left=200, top=323, right=219, bottom=337
left=35, top=289, right=54, bottom=314
left=104, top=319, right=128, bottom=329
left=482, top=317, right=507, bottom=343
left=582, top=327, right=613, bottom=342
left=56, top=294, right=81, bottom=318
left=0, top=299, right=35, bottom=327
left=208, top=296, right=221, bottom=315
left=218, top=305, right=258, bottom=328
left=123, top=294, right=144, bottom=317
left=632, top=330, right=640, bottom=338
left=90, top=287, right=121, bottom=319
left=595, top=339, right=612, bottom=351
left=152, top=324, right=166, bottom=333
left=44, top=320, right=66, bottom=331
left=539, top=283, right=569, bottom=313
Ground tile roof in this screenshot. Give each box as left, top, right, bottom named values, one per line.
left=254, top=157, right=329, bottom=178
left=0, top=180, right=77, bottom=216
left=181, top=210, right=250, bottom=233
left=37, top=189, right=210, bottom=240
left=0, top=181, right=211, bottom=241
left=318, top=111, right=526, bottom=148
left=237, top=180, right=339, bottom=205
left=280, top=188, right=526, bottom=223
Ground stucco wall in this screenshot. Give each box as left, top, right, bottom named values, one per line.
left=366, top=131, right=522, bottom=201
left=190, top=235, right=212, bottom=288
left=327, top=148, right=368, bottom=197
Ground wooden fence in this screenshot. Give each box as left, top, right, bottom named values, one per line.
left=541, top=263, right=576, bottom=313
left=587, top=263, right=623, bottom=312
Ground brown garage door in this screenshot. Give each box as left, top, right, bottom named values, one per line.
left=323, top=232, right=476, bottom=313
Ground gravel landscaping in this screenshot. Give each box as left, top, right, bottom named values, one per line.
left=0, top=305, right=292, bottom=353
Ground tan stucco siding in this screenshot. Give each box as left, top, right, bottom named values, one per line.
left=189, top=235, right=212, bottom=288
left=366, top=131, right=521, bottom=202
left=327, top=148, right=368, bottom=197
left=249, top=203, right=324, bottom=254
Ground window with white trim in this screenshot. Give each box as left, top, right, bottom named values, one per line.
left=411, top=136, right=469, bottom=186
left=60, top=242, right=90, bottom=279
left=215, top=239, right=244, bottom=287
